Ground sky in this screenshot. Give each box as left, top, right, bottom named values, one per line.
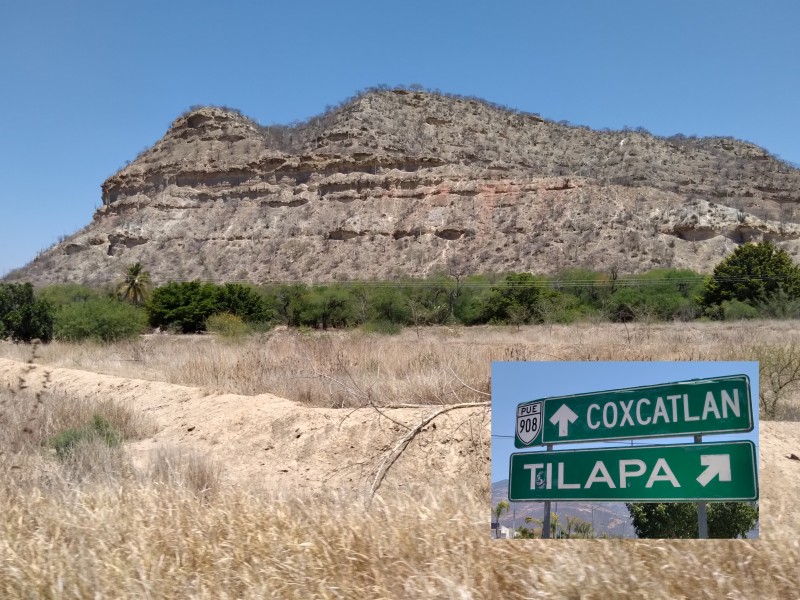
left=491, top=361, right=760, bottom=484
left=2, top=0, right=799, bottom=277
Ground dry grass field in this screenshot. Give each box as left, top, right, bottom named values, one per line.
left=1, top=320, right=799, bottom=417
left=1, top=321, right=800, bottom=598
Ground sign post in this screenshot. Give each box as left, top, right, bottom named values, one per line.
left=695, top=434, right=708, bottom=539
left=541, top=443, right=553, bottom=538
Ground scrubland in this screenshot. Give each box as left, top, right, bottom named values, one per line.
left=1, top=321, right=800, bottom=598
left=1, top=319, right=798, bottom=417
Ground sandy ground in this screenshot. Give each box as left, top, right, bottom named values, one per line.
left=3, top=356, right=799, bottom=539
left=759, top=420, right=800, bottom=537
left=0, top=358, right=490, bottom=501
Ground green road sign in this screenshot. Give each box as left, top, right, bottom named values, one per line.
left=508, top=440, right=758, bottom=502
left=514, top=375, right=753, bottom=447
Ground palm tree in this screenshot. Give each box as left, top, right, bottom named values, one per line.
left=564, top=516, right=583, bottom=539
left=549, top=513, right=562, bottom=538
left=492, top=501, right=509, bottom=538
left=525, top=516, right=543, bottom=538
left=573, top=520, right=595, bottom=539
left=514, top=526, right=537, bottom=539
left=117, top=263, right=152, bottom=305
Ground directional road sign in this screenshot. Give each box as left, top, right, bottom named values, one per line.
left=508, top=440, right=758, bottom=502
left=514, top=375, right=752, bottom=447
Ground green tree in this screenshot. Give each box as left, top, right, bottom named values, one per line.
left=516, top=516, right=543, bottom=538
left=54, top=298, right=147, bottom=342
left=452, top=275, right=494, bottom=325
left=147, top=281, right=221, bottom=333
left=480, top=272, right=542, bottom=324
left=0, top=283, right=54, bottom=343
left=545, top=513, right=563, bottom=538
left=292, top=286, right=357, bottom=329
left=572, top=520, right=596, bottom=539
left=409, top=276, right=452, bottom=325
left=514, top=526, right=538, bottom=539
left=117, top=263, right=152, bottom=306
left=492, top=501, right=509, bottom=539
left=266, top=284, right=307, bottom=326
left=701, top=241, right=800, bottom=311
left=604, top=287, right=643, bottom=323
left=706, top=502, right=760, bottom=539
left=626, top=503, right=698, bottom=538
left=369, top=286, right=412, bottom=325
left=603, top=269, right=703, bottom=323
left=551, top=268, right=608, bottom=309
left=721, top=299, right=759, bottom=320
left=626, top=502, right=758, bottom=539
left=148, top=281, right=274, bottom=333
left=525, top=514, right=562, bottom=538
left=217, top=283, right=273, bottom=324
left=562, top=516, right=582, bottom=538
left=39, top=284, right=98, bottom=307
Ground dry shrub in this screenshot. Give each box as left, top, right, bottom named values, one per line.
left=0, top=374, right=157, bottom=490
left=147, top=445, right=222, bottom=500
left=745, top=344, right=800, bottom=420
left=0, top=387, right=156, bottom=454
left=57, top=437, right=134, bottom=484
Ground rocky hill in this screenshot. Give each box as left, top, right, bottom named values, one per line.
left=9, top=87, right=800, bottom=285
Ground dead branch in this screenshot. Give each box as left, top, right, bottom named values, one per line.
left=368, top=401, right=489, bottom=501
left=447, top=367, right=490, bottom=397
left=294, top=338, right=369, bottom=406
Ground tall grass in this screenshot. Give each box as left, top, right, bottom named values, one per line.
left=1, top=331, right=799, bottom=597
left=1, top=470, right=798, bottom=598
left=2, top=321, right=800, bottom=416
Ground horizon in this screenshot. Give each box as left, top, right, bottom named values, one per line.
left=3, top=0, right=799, bottom=277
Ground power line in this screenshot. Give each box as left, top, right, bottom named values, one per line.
left=150, top=273, right=794, bottom=289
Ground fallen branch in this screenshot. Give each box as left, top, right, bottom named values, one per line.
left=368, top=400, right=490, bottom=501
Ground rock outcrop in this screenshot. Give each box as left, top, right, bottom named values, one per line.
left=9, top=88, right=800, bottom=284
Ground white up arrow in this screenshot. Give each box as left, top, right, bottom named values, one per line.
left=696, top=454, right=732, bottom=487
left=549, top=404, right=579, bottom=437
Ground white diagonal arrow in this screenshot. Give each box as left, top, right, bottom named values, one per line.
left=549, top=404, right=579, bottom=437
left=696, top=454, right=732, bottom=487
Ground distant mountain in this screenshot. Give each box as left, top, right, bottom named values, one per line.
left=491, top=479, right=634, bottom=538
left=8, top=87, right=800, bottom=285
left=491, top=480, right=759, bottom=539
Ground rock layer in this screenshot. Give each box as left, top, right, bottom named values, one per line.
left=9, top=89, right=800, bottom=284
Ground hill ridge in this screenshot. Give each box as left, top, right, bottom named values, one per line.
left=7, top=87, right=800, bottom=285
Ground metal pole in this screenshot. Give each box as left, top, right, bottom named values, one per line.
left=695, top=435, right=708, bottom=539
left=542, top=443, right=553, bottom=539
left=542, top=506, right=551, bottom=539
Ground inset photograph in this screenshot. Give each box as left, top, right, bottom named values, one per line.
left=491, top=361, right=759, bottom=539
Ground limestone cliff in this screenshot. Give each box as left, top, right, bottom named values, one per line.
left=9, top=88, right=800, bottom=285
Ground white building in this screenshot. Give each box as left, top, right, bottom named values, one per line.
left=490, top=522, right=516, bottom=539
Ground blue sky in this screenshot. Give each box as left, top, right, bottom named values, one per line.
left=491, top=361, right=760, bottom=484
left=2, top=1, right=799, bottom=277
